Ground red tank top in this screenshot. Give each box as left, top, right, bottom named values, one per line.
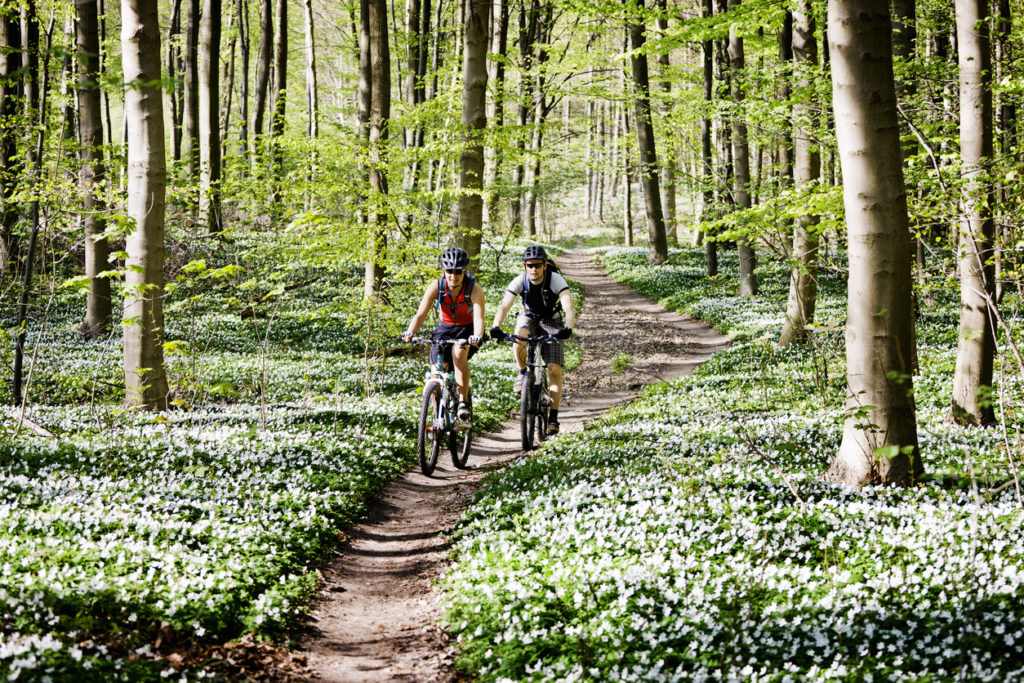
left=438, top=276, right=475, bottom=326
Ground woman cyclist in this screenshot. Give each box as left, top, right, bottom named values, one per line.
left=401, top=247, right=485, bottom=424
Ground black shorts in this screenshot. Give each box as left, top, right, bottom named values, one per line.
left=430, top=323, right=478, bottom=366
left=514, top=312, right=565, bottom=366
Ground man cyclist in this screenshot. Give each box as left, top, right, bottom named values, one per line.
left=490, top=245, right=575, bottom=435
left=402, top=247, right=485, bottom=424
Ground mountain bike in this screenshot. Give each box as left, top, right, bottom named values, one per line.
left=498, top=332, right=554, bottom=451
left=407, top=337, right=472, bottom=475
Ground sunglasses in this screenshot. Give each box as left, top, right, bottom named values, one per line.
left=524, top=262, right=545, bottom=269
left=445, top=268, right=465, bottom=275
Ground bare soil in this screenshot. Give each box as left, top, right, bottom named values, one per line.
left=293, top=251, right=730, bottom=681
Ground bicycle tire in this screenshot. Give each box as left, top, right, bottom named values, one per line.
left=536, top=387, right=548, bottom=443
left=536, top=371, right=549, bottom=442
left=520, top=378, right=534, bottom=451
left=418, top=380, right=443, bottom=475
left=450, top=391, right=472, bottom=469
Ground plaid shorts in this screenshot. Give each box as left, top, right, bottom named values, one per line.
left=515, top=312, right=564, bottom=366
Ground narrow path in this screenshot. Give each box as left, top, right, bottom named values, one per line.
left=297, top=252, right=729, bottom=681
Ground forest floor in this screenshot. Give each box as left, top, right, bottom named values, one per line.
left=292, top=251, right=730, bottom=681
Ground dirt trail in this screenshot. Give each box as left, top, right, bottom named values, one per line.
left=297, top=252, right=730, bottom=681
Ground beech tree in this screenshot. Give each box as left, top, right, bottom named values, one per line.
left=0, top=12, right=22, bottom=276
left=121, top=0, right=169, bottom=409
left=270, top=0, right=287, bottom=196
left=698, top=0, right=717, bottom=275
left=628, top=0, right=668, bottom=265
left=183, top=0, right=199, bottom=175
left=824, top=0, right=919, bottom=487
left=777, top=0, right=820, bottom=346
left=949, top=0, right=996, bottom=426
left=77, top=0, right=111, bottom=336
left=728, top=0, right=756, bottom=295
left=251, top=0, right=272, bottom=157
left=198, top=0, right=222, bottom=233
left=485, top=0, right=508, bottom=227
left=363, top=0, right=389, bottom=298
left=456, top=0, right=489, bottom=271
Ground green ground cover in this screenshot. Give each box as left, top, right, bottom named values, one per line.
left=0, top=242, right=575, bottom=680
left=441, top=247, right=1024, bottom=682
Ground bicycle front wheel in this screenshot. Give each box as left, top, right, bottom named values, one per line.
left=520, top=379, right=534, bottom=451
left=536, top=372, right=550, bottom=442
left=535, top=390, right=548, bottom=443
left=418, top=380, right=444, bottom=475
left=450, top=391, right=472, bottom=469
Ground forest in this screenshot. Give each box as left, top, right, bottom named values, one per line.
left=1, top=0, right=1022, bottom=678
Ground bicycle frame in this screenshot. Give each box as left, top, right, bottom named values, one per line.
left=504, top=333, right=555, bottom=450
left=408, top=337, right=473, bottom=474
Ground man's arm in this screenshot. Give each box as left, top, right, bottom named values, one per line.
left=491, top=290, right=518, bottom=329
left=558, top=288, right=575, bottom=329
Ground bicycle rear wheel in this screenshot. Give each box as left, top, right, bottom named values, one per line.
left=536, top=372, right=549, bottom=442
left=418, top=380, right=443, bottom=475
left=450, top=391, right=472, bottom=468
left=519, top=379, right=534, bottom=451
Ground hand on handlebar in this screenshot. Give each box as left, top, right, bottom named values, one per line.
left=401, top=331, right=414, bottom=343
left=490, top=326, right=507, bottom=341
left=555, top=327, right=572, bottom=340
left=469, top=335, right=482, bottom=346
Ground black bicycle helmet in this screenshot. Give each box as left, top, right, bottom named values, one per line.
left=522, top=245, right=548, bottom=262
left=440, top=247, right=470, bottom=270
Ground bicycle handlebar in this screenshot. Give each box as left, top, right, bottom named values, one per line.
left=500, top=333, right=557, bottom=344
left=405, top=336, right=471, bottom=347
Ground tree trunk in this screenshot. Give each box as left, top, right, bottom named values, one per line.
left=623, top=107, right=633, bottom=247
left=525, top=4, right=552, bottom=240
left=269, top=0, right=287, bottom=200
left=21, top=2, right=39, bottom=133
left=995, top=0, right=1014, bottom=304
left=656, top=3, right=676, bottom=248
left=629, top=0, right=668, bottom=265
left=0, top=14, right=22, bottom=276
left=94, top=0, right=112, bottom=161
left=510, top=1, right=538, bottom=231
left=236, top=0, right=249, bottom=156
left=303, top=0, right=318, bottom=140
left=357, top=0, right=371, bottom=135
left=778, top=0, right=820, bottom=346
left=198, top=0, right=222, bottom=233
left=404, top=0, right=421, bottom=148
left=949, top=0, right=996, bottom=426
left=713, top=0, right=733, bottom=227
left=597, top=100, right=606, bottom=220
left=824, top=0, right=919, bottom=487
left=524, top=3, right=551, bottom=238
left=589, top=98, right=598, bottom=216
left=485, top=0, right=508, bottom=227
left=78, top=0, right=111, bottom=336
left=11, top=10, right=51, bottom=407
left=729, top=0, right=756, bottom=294
left=251, top=0, right=272, bottom=157
left=121, top=0, right=169, bottom=410
left=456, top=0, right=489, bottom=271
left=777, top=8, right=793, bottom=235
left=363, top=0, right=389, bottom=298
left=699, top=0, right=717, bottom=275
left=166, top=0, right=183, bottom=160
left=184, top=0, right=200, bottom=176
